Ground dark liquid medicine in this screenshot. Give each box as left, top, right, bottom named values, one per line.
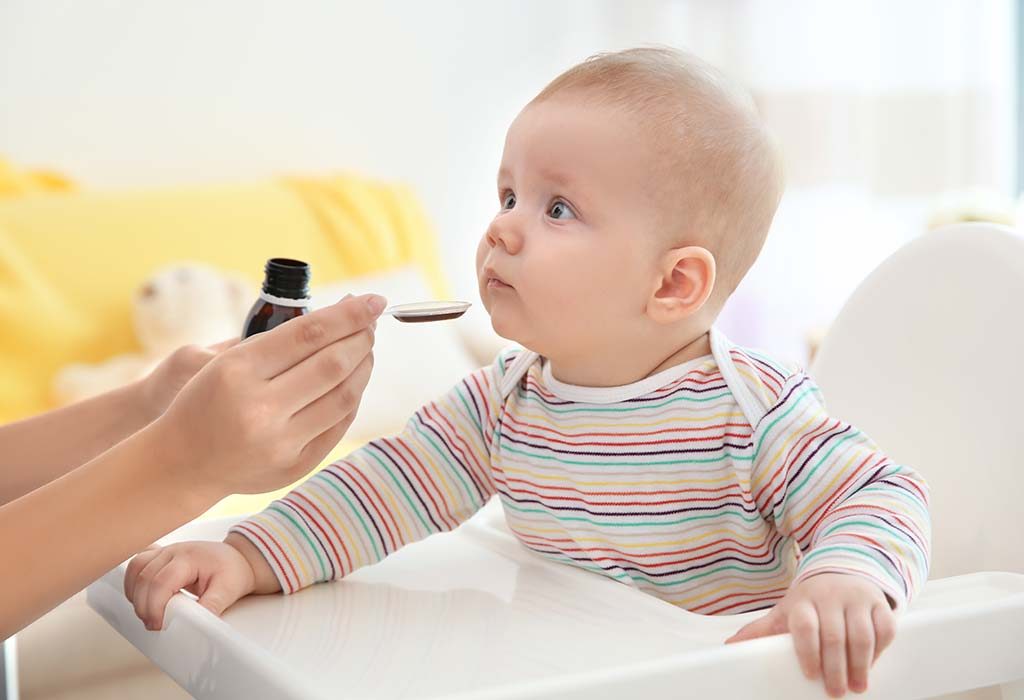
left=241, top=258, right=311, bottom=339
left=394, top=311, right=466, bottom=323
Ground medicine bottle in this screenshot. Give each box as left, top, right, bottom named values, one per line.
left=241, top=258, right=311, bottom=339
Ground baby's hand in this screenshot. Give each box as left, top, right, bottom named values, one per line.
left=123, top=534, right=278, bottom=631
left=724, top=573, right=896, bottom=698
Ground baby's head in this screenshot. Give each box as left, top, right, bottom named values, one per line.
left=476, top=47, right=783, bottom=370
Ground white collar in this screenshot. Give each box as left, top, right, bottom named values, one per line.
left=540, top=351, right=715, bottom=404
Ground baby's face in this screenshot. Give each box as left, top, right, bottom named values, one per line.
left=476, top=97, right=668, bottom=360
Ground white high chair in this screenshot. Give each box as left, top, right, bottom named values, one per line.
left=811, top=222, right=1024, bottom=699
left=811, top=223, right=1024, bottom=579
left=86, top=223, right=1024, bottom=699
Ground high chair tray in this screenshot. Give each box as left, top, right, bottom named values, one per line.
left=87, top=498, right=1024, bottom=699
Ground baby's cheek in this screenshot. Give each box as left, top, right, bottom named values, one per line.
left=575, top=277, right=635, bottom=329
left=539, top=282, right=599, bottom=331
left=474, top=236, right=489, bottom=271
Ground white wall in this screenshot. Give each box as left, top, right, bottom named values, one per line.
left=0, top=1, right=676, bottom=299
left=1, top=0, right=1015, bottom=363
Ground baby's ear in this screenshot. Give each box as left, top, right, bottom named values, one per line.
left=646, top=246, right=716, bottom=324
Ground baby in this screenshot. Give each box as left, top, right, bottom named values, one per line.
left=125, top=48, right=930, bottom=698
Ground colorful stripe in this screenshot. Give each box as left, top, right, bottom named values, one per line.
left=232, top=344, right=930, bottom=615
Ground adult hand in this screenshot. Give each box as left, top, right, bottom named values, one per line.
left=148, top=293, right=386, bottom=500
left=136, top=338, right=240, bottom=423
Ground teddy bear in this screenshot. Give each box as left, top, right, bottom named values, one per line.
left=53, top=263, right=253, bottom=405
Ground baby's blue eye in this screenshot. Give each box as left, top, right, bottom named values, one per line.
left=501, top=192, right=516, bottom=210
left=549, top=200, right=575, bottom=220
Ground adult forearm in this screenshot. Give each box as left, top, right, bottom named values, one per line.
left=0, top=422, right=219, bottom=640
left=0, top=381, right=154, bottom=505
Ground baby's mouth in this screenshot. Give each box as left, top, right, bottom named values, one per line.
left=487, top=277, right=513, bottom=290
left=484, top=267, right=513, bottom=290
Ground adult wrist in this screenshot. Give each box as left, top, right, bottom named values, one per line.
left=137, top=417, right=225, bottom=516
left=124, top=376, right=161, bottom=427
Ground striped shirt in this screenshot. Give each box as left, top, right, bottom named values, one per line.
left=232, top=340, right=930, bottom=614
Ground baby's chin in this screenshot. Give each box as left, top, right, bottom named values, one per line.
left=488, top=307, right=519, bottom=343
left=481, top=285, right=551, bottom=351
left=486, top=299, right=528, bottom=344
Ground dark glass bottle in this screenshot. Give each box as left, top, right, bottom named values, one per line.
left=241, top=258, right=311, bottom=339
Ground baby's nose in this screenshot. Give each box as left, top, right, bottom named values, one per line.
left=486, top=218, right=524, bottom=255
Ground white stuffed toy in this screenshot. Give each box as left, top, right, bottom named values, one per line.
left=53, top=263, right=252, bottom=405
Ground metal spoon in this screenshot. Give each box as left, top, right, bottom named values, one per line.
left=384, top=301, right=472, bottom=323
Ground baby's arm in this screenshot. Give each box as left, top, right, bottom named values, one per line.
left=751, top=372, right=930, bottom=607
left=728, top=371, right=931, bottom=697
left=232, top=357, right=505, bottom=594
left=126, top=351, right=514, bottom=625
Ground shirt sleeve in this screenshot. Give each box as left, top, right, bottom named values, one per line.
left=749, top=371, right=932, bottom=610
left=228, top=353, right=514, bottom=594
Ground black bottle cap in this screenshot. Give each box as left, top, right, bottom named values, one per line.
left=262, top=258, right=311, bottom=300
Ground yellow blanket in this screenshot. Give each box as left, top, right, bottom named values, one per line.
left=0, top=172, right=448, bottom=424
left=0, top=157, right=75, bottom=197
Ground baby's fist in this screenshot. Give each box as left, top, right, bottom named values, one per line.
left=123, top=540, right=256, bottom=631
left=725, top=573, right=896, bottom=698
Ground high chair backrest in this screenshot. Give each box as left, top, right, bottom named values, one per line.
left=810, top=223, right=1024, bottom=580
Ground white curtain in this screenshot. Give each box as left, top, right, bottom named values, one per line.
left=451, top=0, right=1017, bottom=363
left=1, top=0, right=1014, bottom=364
left=657, top=0, right=1016, bottom=362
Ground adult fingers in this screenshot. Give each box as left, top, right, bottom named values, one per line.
left=242, top=294, right=385, bottom=380
left=271, top=329, right=374, bottom=416
left=295, top=393, right=368, bottom=477
left=296, top=419, right=358, bottom=478
left=290, top=350, right=374, bottom=439
left=209, top=337, right=241, bottom=353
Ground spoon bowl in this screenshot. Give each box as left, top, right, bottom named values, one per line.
left=385, top=301, right=472, bottom=323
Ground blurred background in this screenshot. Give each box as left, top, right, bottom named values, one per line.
left=1, top=3, right=1018, bottom=697
left=0, top=0, right=1016, bottom=364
